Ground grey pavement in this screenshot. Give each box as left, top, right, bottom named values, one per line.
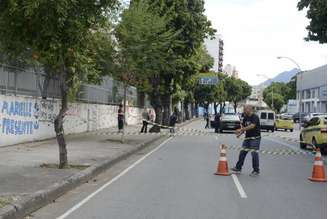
left=0, top=123, right=165, bottom=209
left=31, top=119, right=326, bottom=219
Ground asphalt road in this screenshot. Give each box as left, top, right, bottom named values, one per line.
left=31, top=120, right=327, bottom=219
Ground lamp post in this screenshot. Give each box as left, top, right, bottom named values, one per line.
left=277, top=56, right=302, bottom=130
left=257, top=74, right=274, bottom=110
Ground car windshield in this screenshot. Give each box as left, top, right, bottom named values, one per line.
left=221, top=114, right=240, bottom=121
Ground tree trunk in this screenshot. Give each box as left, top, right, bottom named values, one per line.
left=195, top=102, right=199, bottom=118
left=184, top=101, right=190, bottom=120
left=54, top=68, right=69, bottom=169
left=233, top=101, right=238, bottom=113
left=149, top=87, right=162, bottom=132
left=161, top=95, right=171, bottom=126
left=190, top=102, right=194, bottom=118
left=214, top=102, right=218, bottom=114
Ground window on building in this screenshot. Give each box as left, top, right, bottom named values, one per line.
left=306, top=90, right=311, bottom=99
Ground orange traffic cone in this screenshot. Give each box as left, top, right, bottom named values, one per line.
left=308, top=148, right=326, bottom=182
left=214, top=144, right=231, bottom=176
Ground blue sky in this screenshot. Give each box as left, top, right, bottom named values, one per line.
left=204, top=0, right=327, bottom=85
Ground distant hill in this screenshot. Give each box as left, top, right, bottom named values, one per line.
left=258, top=68, right=299, bottom=86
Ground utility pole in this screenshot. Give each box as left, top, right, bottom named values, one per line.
left=277, top=56, right=302, bottom=130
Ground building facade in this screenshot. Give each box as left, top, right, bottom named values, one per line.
left=224, top=64, right=239, bottom=78
left=297, top=65, right=327, bottom=113
left=204, top=34, right=224, bottom=72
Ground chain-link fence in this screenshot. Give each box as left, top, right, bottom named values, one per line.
left=0, top=64, right=139, bottom=106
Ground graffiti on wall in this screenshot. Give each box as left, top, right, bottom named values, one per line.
left=0, top=100, right=39, bottom=135
left=34, top=100, right=57, bottom=123
left=0, top=99, right=57, bottom=135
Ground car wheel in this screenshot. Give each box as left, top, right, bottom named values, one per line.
left=300, top=135, right=306, bottom=149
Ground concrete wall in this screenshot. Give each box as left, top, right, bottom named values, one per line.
left=0, top=94, right=143, bottom=147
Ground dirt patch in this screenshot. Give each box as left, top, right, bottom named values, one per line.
left=40, top=163, right=90, bottom=170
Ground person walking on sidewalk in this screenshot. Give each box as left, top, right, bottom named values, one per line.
left=169, top=109, right=178, bottom=133
left=232, top=105, right=261, bottom=176
left=117, top=104, right=124, bottom=133
left=140, top=108, right=150, bottom=133
left=204, top=111, right=210, bottom=129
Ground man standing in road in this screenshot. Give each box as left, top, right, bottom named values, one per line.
left=232, top=105, right=261, bottom=176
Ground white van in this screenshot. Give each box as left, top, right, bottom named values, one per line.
left=257, top=110, right=275, bottom=132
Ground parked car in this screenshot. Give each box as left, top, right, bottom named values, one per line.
left=300, top=116, right=327, bottom=154
left=292, top=112, right=308, bottom=123
left=257, top=110, right=275, bottom=132
left=303, top=113, right=327, bottom=122
left=275, top=115, right=294, bottom=132
left=280, top=113, right=293, bottom=120
left=219, top=113, right=241, bottom=133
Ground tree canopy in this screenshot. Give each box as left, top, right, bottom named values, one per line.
left=0, top=0, right=120, bottom=168
left=297, top=0, right=327, bottom=43
left=263, top=79, right=296, bottom=112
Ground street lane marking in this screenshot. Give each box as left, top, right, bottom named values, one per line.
left=231, top=174, right=247, bottom=198
left=56, top=137, right=173, bottom=219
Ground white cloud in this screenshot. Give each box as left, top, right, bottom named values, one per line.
left=204, top=0, right=327, bottom=85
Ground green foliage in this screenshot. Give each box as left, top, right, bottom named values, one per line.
left=0, top=0, right=120, bottom=87
left=225, top=77, right=251, bottom=103
left=297, top=0, right=327, bottom=43
left=264, top=93, right=285, bottom=113
left=145, top=0, right=216, bottom=57
left=115, top=0, right=179, bottom=90
left=263, top=82, right=292, bottom=106
left=193, top=45, right=214, bottom=72
left=263, top=78, right=296, bottom=112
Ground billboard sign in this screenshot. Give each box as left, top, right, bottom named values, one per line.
left=199, top=77, right=219, bottom=85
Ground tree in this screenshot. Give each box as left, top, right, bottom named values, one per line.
left=264, top=93, right=285, bottom=113
left=225, top=77, right=251, bottom=113
left=297, top=0, right=327, bottom=43
left=115, top=0, right=180, bottom=125
left=212, top=73, right=228, bottom=114
left=263, top=82, right=292, bottom=106
left=0, top=0, right=119, bottom=168
left=142, top=0, right=216, bottom=124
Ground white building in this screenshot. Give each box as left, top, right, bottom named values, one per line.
left=224, top=64, right=239, bottom=78
left=286, top=99, right=299, bottom=114
left=204, top=34, right=224, bottom=72
left=297, top=65, right=327, bottom=113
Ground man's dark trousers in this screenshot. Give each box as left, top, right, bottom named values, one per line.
left=141, top=121, right=148, bottom=133
left=235, top=138, right=261, bottom=172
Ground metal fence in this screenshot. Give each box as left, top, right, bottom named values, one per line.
left=0, top=64, right=139, bottom=106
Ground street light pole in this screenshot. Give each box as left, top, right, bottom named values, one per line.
left=277, top=56, right=302, bottom=130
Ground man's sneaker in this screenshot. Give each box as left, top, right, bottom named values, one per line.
left=231, top=167, right=241, bottom=174
left=249, top=171, right=260, bottom=177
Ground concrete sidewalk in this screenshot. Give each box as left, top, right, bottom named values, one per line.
left=0, top=119, right=196, bottom=219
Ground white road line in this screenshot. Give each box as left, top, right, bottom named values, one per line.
left=231, top=174, right=247, bottom=198
left=56, top=137, right=173, bottom=219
